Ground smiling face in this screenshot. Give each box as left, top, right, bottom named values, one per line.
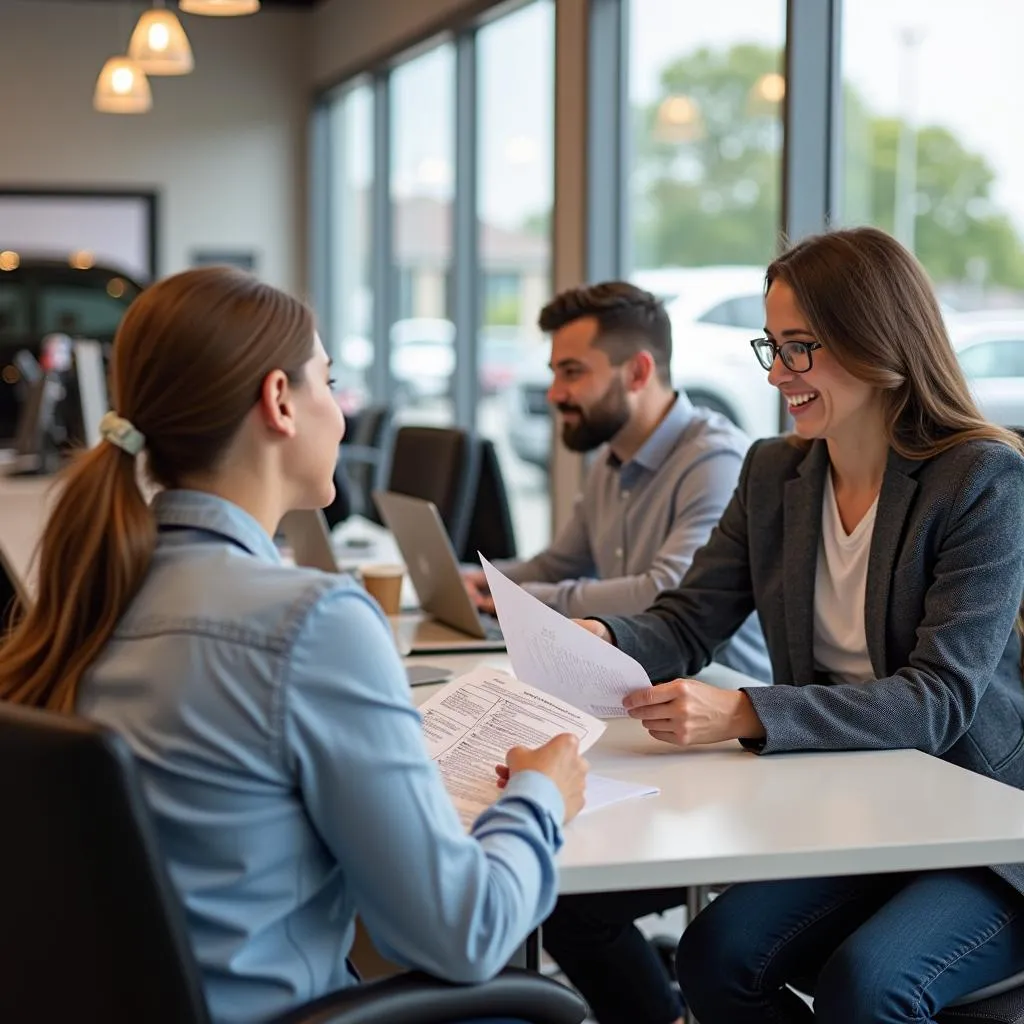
left=546, top=316, right=633, bottom=452
left=764, top=280, right=882, bottom=445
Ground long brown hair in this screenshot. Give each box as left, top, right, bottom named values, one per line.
left=769, top=227, right=1024, bottom=671
left=767, top=226, right=1024, bottom=460
left=0, top=267, right=315, bottom=711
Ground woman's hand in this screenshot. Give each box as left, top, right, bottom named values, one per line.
left=496, top=734, right=590, bottom=823
left=623, top=679, right=766, bottom=747
left=573, top=618, right=613, bottom=643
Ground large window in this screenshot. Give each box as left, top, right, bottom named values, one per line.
left=842, top=1, right=1024, bottom=428
left=327, top=83, right=374, bottom=414
left=477, top=0, right=554, bottom=549
left=627, top=0, right=786, bottom=440
left=390, top=44, right=456, bottom=425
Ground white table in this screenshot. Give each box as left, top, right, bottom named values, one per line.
left=407, top=652, right=1024, bottom=895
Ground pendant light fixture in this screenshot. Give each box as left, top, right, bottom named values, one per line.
left=178, top=0, right=260, bottom=15
left=94, top=56, right=152, bottom=114
left=128, top=1, right=194, bottom=75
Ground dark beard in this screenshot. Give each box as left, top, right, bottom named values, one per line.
left=559, top=377, right=630, bottom=452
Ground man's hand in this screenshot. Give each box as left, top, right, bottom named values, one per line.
left=573, top=618, right=613, bottom=643
left=463, top=569, right=496, bottom=615
left=623, top=679, right=766, bottom=747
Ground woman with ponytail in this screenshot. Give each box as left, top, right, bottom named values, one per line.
left=0, top=267, right=588, bottom=1024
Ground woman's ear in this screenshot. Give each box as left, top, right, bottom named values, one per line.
left=255, top=370, right=298, bottom=439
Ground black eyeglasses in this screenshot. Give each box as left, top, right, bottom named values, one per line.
left=750, top=338, right=823, bottom=373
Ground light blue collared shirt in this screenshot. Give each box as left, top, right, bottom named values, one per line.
left=78, top=490, right=564, bottom=1024
left=501, top=394, right=771, bottom=681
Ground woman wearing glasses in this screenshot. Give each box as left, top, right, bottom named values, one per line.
left=571, top=227, right=1024, bottom=1022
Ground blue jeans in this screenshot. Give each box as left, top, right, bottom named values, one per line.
left=676, top=868, right=1024, bottom=1023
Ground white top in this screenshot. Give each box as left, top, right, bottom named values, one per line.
left=813, top=472, right=878, bottom=685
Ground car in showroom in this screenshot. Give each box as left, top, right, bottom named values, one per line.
left=507, top=265, right=782, bottom=469
left=0, top=253, right=145, bottom=442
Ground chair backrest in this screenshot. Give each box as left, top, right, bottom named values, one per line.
left=0, top=702, right=211, bottom=1023
left=459, top=438, right=518, bottom=563
left=322, top=454, right=355, bottom=529
left=386, top=426, right=482, bottom=555
left=0, top=541, right=26, bottom=634
left=342, top=404, right=395, bottom=521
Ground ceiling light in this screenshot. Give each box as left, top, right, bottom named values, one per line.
left=178, top=0, right=260, bottom=15
left=69, top=251, right=96, bottom=270
left=93, top=57, right=152, bottom=114
left=128, top=5, right=194, bottom=75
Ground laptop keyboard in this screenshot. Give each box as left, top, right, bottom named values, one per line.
left=481, top=615, right=504, bottom=641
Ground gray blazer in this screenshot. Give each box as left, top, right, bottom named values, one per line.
left=601, top=436, right=1024, bottom=896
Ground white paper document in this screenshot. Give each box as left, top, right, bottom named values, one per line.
left=480, top=555, right=650, bottom=718
left=420, top=666, right=607, bottom=828
left=581, top=774, right=660, bottom=816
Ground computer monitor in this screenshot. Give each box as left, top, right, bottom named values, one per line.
left=73, top=340, right=109, bottom=449
left=13, top=375, right=61, bottom=460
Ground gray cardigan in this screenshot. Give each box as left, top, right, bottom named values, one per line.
left=600, top=436, right=1024, bottom=896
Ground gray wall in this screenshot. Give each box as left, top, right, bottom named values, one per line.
left=0, top=0, right=309, bottom=292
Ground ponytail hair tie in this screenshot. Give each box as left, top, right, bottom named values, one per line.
left=99, top=411, right=146, bottom=456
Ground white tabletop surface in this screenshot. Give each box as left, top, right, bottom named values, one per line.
left=407, top=652, right=1024, bottom=895
left=11, top=484, right=1024, bottom=899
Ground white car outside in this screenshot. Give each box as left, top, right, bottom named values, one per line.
left=507, top=266, right=782, bottom=468
left=389, top=318, right=456, bottom=400
left=950, top=317, right=1024, bottom=427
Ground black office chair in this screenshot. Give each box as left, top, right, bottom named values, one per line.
left=0, top=702, right=586, bottom=1024
left=322, top=406, right=395, bottom=529
left=343, top=404, right=396, bottom=519
left=782, top=962, right=1024, bottom=1023
left=936, top=974, right=1024, bottom=1024
left=0, top=549, right=21, bottom=639
left=386, top=425, right=482, bottom=556
left=459, top=438, right=518, bottom=563
left=322, top=456, right=355, bottom=530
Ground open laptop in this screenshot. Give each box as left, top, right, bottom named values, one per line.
left=278, top=508, right=339, bottom=575
left=372, top=491, right=506, bottom=654
left=277, top=507, right=478, bottom=672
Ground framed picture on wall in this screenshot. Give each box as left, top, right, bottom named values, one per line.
left=191, top=250, right=258, bottom=273
left=0, top=188, right=158, bottom=282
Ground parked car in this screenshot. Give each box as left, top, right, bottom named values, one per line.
left=507, top=266, right=781, bottom=469
left=480, top=326, right=534, bottom=395
left=338, top=319, right=541, bottom=406
left=951, top=318, right=1024, bottom=427
left=0, top=254, right=145, bottom=441
left=388, top=317, right=456, bottom=403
